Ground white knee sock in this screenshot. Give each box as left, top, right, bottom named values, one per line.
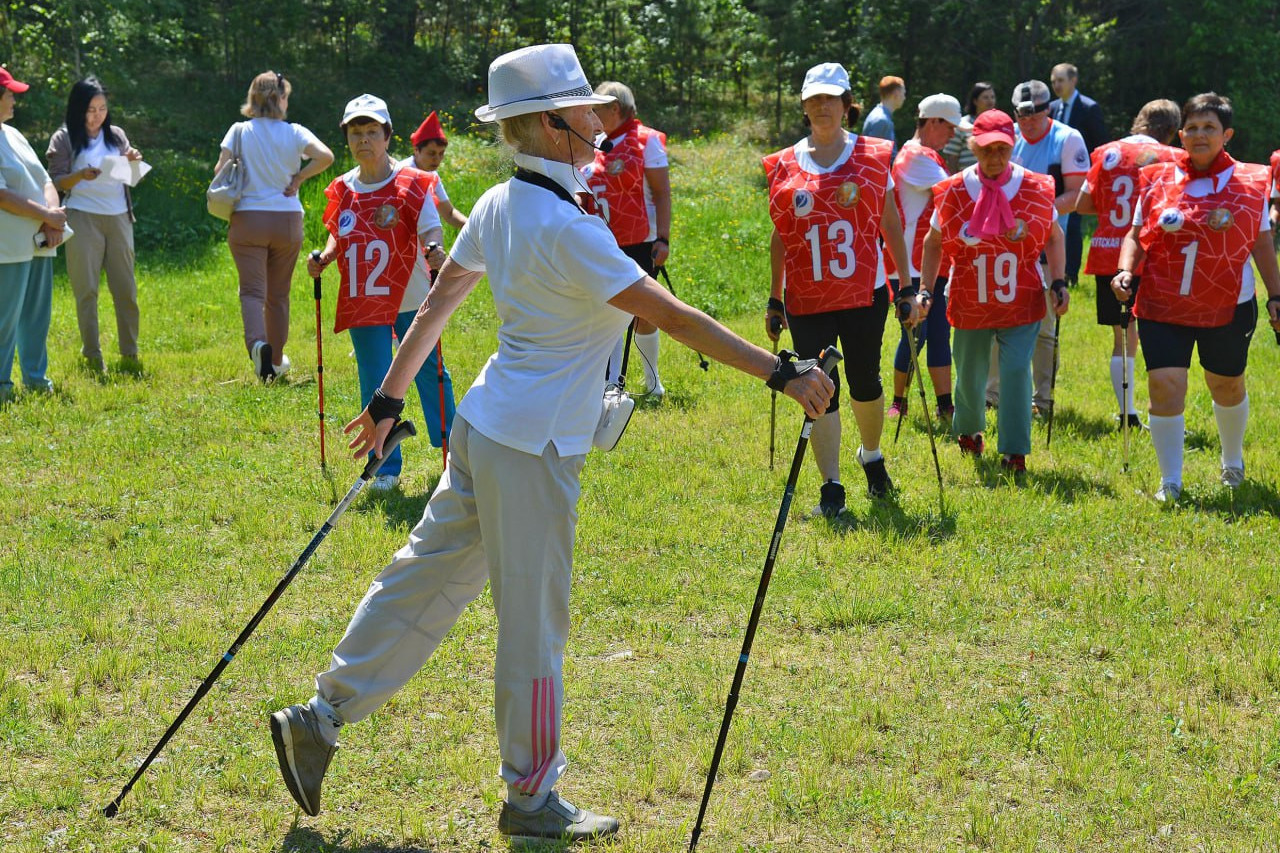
left=634, top=330, right=661, bottom=391
left=1110, top=356, right=1135, bottom=413
left=1213, top=396, right=1248, bottom=469
left=605, top=334, right=626, bottom=386
left=1148, top=413, right=1185, bottom=487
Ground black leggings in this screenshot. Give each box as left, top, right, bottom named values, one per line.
left=786, top=286, right=889, bottom=411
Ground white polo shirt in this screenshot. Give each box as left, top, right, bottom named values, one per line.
left=449, top=152, right=644, bottom=457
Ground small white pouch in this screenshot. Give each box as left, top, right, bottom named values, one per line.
left=593, top=384, right=635, bottom=451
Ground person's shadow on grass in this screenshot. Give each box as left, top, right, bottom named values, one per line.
left=1041, top=407, right=1113, bottom=442
left=1182, top=478, right=1280, bottom=520
left=281, top=826, right=438, bottom=852
left=823, top=489, right=958, bottom=540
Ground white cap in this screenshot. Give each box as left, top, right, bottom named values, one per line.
left=474, top=44, right=614, bottom=123
left=801, top=63, right=851, bottom=100
left=341, top=94, right=391, bottom=129
left=917, top=93, right=963, bottom=126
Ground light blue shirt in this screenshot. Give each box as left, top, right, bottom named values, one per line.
left=862, top=103, right=895, bottom=149
left=1013, top=120, right=1088, bottom=230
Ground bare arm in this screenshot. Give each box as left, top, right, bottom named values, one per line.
left=1075, top=188, right=1097, bottom=216
left=1249, top=229, right=1280, bottom=330
left=880, top=199, right=928, bottom=326
left=918, top=227, right=943, bottom=289
left=1111, top=225, right=1145, bottom=303
left=284, top=140, right=335, bottom=196
left=1056, top=173, right=1084, bottom=216
left=437, top=199, right=468, bottom=229
left=0, top=187, right=63, bottom=226
left=646, top=165, right=672, bottom=266
left=1046, top=222, right=1068, bottom=315
left=610, top=275, right=832, bottom=417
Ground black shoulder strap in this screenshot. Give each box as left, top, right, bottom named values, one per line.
left=513, top=167, right=584, bottom=213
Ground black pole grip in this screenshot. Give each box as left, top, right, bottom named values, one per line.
left=310, top=250, right=323, bottom=300
left=768, top=315, right=783, bottom=336
left=817, top=346, right=843, bottom=376
left=361, top=420, right=417, bottom=480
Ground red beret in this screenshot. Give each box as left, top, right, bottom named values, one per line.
left=411, top=111, right=446, bottom=147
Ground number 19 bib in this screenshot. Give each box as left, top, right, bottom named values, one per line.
left=763, top=137, right=891, bottom=316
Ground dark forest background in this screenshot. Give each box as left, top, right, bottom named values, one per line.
left=5, top=0, right=1280, bottom=247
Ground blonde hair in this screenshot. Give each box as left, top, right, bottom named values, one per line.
left=1133, top=98, right=1181, bottom=144
left=498, top=111, right=552, bottom=156
left=240, top=71, right=292, bottom=119
left=594, top=81, right=635, bottom=121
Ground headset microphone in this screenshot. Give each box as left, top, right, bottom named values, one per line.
left=549, top=114, right=613, bottom=152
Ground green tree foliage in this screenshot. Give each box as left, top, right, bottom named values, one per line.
left=4, top=0, right=1279, bottom=159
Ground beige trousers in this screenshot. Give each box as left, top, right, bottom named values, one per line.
left=64, top=208, right=139, bottom=360
left=314, top=416, right=586, bottom=800
left=227, top=210, right=302, bottom=355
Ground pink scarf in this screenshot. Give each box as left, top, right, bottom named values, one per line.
left=968, top=166, right=1015, bottom=240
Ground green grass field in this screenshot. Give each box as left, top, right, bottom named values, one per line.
left=4, top=136, right=1280, bottom=852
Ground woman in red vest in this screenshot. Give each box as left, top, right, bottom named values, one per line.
left=763, top=62, right=917, bottom=517
left=919, top=109, right=1069, bottom=475
left=584, top=81, right=671, bottom=398
left=307, top=95, right=447, bottom=489
left=1112, top=93, right=1280, bottom=501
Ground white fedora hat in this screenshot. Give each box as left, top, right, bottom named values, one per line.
left=474, top=43, right=614, bottom=123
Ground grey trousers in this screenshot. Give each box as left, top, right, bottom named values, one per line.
left=64, top=208, right=139, bottom=359
left=314, top=416, right=586, bottom=798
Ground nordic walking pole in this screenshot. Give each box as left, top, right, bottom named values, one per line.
left=892, top=328, right=917, bottom=446
left=767, top=315, right=782, bottom=469
left=1121, top=302, right=1131, bottom=473
left=901, top=310, right=945, bottom=514
left=102, top=421, right=416, bottom=819
left=1046, top=313, right=1063, bottom=449
left=310, top=250, right=326, bottom=468
left=426, top=245, right=448, bottom=472
left=656, top=265, right=710, bottom=370
left=688, top=346, right=842, bottom=853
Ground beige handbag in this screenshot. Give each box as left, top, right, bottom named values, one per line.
left=206, top=123, right=247, bottom=221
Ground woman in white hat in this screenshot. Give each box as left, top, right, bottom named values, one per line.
left=763, top=62, right=918, bottom=519
left=268, top=44, right=832, bottom=842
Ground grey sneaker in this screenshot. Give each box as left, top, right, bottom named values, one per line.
left=1154, top=482, right=1182, bottom=503
left=1221, top=465, right=1245, bottom=488
left=498, top=791, right=620, bottom=842
left=270, top=704, right=337, bottom=816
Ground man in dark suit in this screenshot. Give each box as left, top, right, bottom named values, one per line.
left=1049, top=63, right=1107, bottom=286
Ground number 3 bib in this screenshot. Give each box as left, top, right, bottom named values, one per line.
left=763, top=137, right=892, bottom=316
left=323, top=169, right=435, bottom=332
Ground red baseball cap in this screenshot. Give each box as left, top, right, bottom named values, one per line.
left=0, top=67, right=30, bottom=93
left=972, top=109, right=1015, bottom=147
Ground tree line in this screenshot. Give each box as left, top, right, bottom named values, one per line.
left=5, top=0, right=1279, bottom=160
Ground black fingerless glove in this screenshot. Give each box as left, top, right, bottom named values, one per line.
left=766, top=349, right=819, bottom=392
left=368, top=388, right=405, bottom=425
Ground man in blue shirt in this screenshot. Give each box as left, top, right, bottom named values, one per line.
left=987, top=79, right=1088, bottom=412
left=861, top=75, right=904, bottom=151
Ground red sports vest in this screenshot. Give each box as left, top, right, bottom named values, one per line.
left=1083, top=140, right=1179, bottom=275
left=1134, top=159, right=1267, bottom=327
left=887, top=140, right=948, bottom=280
left=323, top=169, right=436, bottom=332
left=587, top=119, right=666, bottom=246
left=934, top=168, right=1056, bottom=330
left=763, top=136, right=892, bottom=315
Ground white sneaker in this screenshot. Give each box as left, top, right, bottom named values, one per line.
left=367, top=474, right=400, bottom=491
left=272, top=354, right=292, bottom=380
left=1154, top=482, right=1182, bottom=503
left=646, top=381, right=665, bottom=401
left=1221, top=465, right=1245, bottom=488
left=251, top=340, right=274, bottom=381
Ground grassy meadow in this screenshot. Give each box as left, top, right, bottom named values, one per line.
left=4, top=135, right=1280, bottom=852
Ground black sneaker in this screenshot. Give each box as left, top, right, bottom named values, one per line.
left=252, top=340, right=276, bottom=382
left=1115, top=413, right=1147, bottom=431
left=858, top=450, right=894, bottom=498
left=814, top=481, right=846, bottom=518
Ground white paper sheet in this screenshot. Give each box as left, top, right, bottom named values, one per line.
left=98, top=155, right=152, bottom=187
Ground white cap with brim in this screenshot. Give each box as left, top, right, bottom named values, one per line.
left=917, top=93, right=963, bottom=126
left=801, top=63, right=851, bottom=100
left=474, top=44, right=614, bottom=123
left=342, top=94, right=392, bottom=129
